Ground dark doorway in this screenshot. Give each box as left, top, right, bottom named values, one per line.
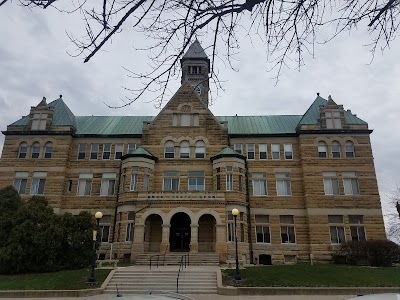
left=198, top=214, right=216, bottom=252
left=259, top=254, right=272, bottom=265
left=170, top=212, right=191, bottom=251
left=144, top=214, right=162, bottom=252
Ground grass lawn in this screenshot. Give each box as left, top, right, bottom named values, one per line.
left=0, top=268, right=111, bottom=290
left=223, top=264, right=400, bottom=287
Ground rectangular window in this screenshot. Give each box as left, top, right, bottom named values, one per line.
left=181, top=114, right=191, bottom=126
left=13, top=172, right=28, bottom=194
left=100, top=173, right=116, bottom=196
left=271, top=144, right=280, bottom=160
left=227, top=212, right=235, bottom=242
left=193, top=114, right=199, bottom=126
left=90, top=144, right=98, bottom=160
left=323, top=172, right=340, bottom=195
left=172, top=114, right=178, bottom=126
left=189, top=66, right=201, bottom=74
left=349, top=215, right=366, bottom=241
left=326, top=111, right=342, bottom=129
left=130, top=167, right=139, bottom=191
left=276, top=172, right=291, bottom=196
left=126, top=223, right=134, bottom=242
left=226, top=166, right=233, bottom=191
left=188, top=171, right=205, bottom=191
left=259, top=144, right=267, bottom=160
left=99, top=215, right=111, bottom=243
left=44, top=143, right=52, bottom=158
left=18, top=144, right=27, bottom=158
left=67, top=180, right=72, bottom=192
left=143, top=168, right=150, bottom=191
left=216, top=168, right=221, bottom=190
left=280, top=215, right=296, bottom=243
left=30, top=172, right=47, bottom=195
left=247, top=144, right=255, bottom=160
left=253, top=172, right=267, bottom=196
left=115, top=144, right=123, bottom=159
left=127, top=144, right=136, bottom=154
left=234, top=144, right=242, bottom=155
left=284, top=144, right=293, bottom=160
left=77, top=173, right=93, bottom=196
left=328, top=215, right=346, bottom=244
left=31, top=113, right=47, bottom=130
left=77, top=144, right=86, bottom=160
left=102, top=144, right=111, bottom=160
left=343, top=172, right=360, bottom=195
left=163, top=171, right=180, bottom=191
left=255, top=215, right=271, bottom=243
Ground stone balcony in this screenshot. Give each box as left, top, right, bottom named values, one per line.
left=135, top=191, right=226, bottom=202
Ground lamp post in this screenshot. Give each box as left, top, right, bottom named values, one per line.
left=87, top=211, right=103, bottom=286
left=231, top=208, right=242, bottom=281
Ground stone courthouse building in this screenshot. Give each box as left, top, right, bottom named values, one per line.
left=0, top=41, right=386, bottom=264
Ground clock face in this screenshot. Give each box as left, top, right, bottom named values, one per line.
left=193, top=85, right=202, bottom=96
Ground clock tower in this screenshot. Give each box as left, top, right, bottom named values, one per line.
left=180, top=40, right=210, bottom=106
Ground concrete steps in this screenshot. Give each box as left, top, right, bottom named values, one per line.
left=135, top=252, right=220, bottom=266
left=104, top=268, right=218, bottom=294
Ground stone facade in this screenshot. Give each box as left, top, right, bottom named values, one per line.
left=0, top=42, right=386, bottom=265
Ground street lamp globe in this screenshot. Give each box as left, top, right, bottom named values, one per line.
left=232, top=208, right=239, bottom=216
left=95, top=211, right=103, bottom=219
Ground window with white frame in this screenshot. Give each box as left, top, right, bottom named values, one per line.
left=13, top=172, right=28, bottom=194
left=181, top=114, right=191, bottom=126
left=255, top=215, right=271, bottom=243
left=172, top=113, right=178, bottom=126
left=18, top=142, right=28, bottom=158
left=130, top=167, right=139, bottom=191
left=143, top=168, right=150, bottom=191
left=328, top=215, right=346, bottom=244
left=318, top=141, right=328, bottom=158
left=349, top=215, right=366, bottom=241
left=100, top=173, right=116, bottom=196
left=31, top=142, right=40, bottom=158
left=253, top=172, right=267, bottom=196
left=271, top=144, right=280, bottom=160
left=163, top=171, right=180, bottom=191
left=323, top=172, right=340, bottom=195
left=188, top=171, right=205, bottom=191
left=126, top=211, right=135, bottom=242
left=284, top=144, right=293, bottom=160
left=332, top=141, right=341, bottom=158
left=31, top=113, right=47, bottom=130
left=259, top=144, right=267, bottom=159
left=99, top=215, right=111, bottom=243
left=180, top=140, right=190, bottom=158
left=325, top=111, right=342, bottom=129
left=280, top=215, right=296, bottom=243
left=77, top=144, right=86, bottom=160
left=343, top=172, right=360, bottom=195
left=345, top=141, right=355, bottom=157
left=276, top=172, right=291, bottom=196
left=164, top=140, right=175, bottom=158
left=30, top=171, right=47, bottom=195
left=234, top=144, right=242, bottom=155
left=227, top=212, right=235, bottom=242
left=247, top=144, right=255, bottom=159
left=102, top=144, right=111, bottom=160
left=77, top=173, right=93, bottom=196
left=115, top=144, right=123, bottom=159
left=226, top=166, right=233, bottom=191
left=90, top=144, right=98, bottom=160
left=44, top=142, right=52, bottom=158
left=127, top=143, right=136, bottom=154
left=195, top=140, right=205, bottom=158
left=193, top=114, right=199, bottom=126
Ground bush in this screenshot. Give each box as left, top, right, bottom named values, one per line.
left=333, top=240, right=400, bottom=267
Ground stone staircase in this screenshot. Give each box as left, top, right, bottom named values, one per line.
left=134, top=252, right=220, bottom=266
left=104, top=267, right=218, bottom=294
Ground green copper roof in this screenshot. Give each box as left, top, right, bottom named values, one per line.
left=211, top=146, right=245, bottom=161
left=299, top=96, right=367, bottom=125
left=132, top=147, right=154, bottom=156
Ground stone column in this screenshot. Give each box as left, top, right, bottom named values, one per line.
left=190, top=224, right=199, bottom=253
left=160, top=224, right=170, bottom=253
left=131, top=224, right=145, bottom=260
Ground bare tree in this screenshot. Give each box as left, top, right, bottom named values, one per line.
left=1, top=0, right=399, bottom=107
left=385, top=187, right=400, bottom=243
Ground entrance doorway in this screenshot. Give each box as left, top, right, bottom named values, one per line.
left=144, top=214, right=162, bottom=252
left=198, top=214, right=216, bottom=252
left=170, top=212, right=191, bottom=251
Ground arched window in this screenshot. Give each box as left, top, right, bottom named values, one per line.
left=345, top=141, right=355, bottom=158
left=18, top=142, right=28, bottom=158
left=164, top=140, right=175, bottom=159
left=331, top=141, right=341, bottom=158
left=44, top=142, right=53, bottom=158
left=31, top=142, right=40, bottom=159
left=195, top=140, right=205, bottom=158
left=179, top=140, right=190, bottom=158
left=318, top=141, right=328, bottom=158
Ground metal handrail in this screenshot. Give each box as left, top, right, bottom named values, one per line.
left=149, top=246, right=169, bottom=270
left=163, top=244, right=169, bottom=266
left=176, top=253, right=190, bottom=293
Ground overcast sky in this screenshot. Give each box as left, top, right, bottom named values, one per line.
left=0, top=3, right=399, bottom=232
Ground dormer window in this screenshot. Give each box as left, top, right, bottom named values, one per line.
left=188, top=66, right=201, bottom=74
left=325, top=111, right=341, bottom=129
left=31, top=113, right=47, bottom=130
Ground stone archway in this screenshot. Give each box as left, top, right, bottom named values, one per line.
left=144, top=214, right=163, bottom=252
left=169, top=212, right=191, bottom=252
left=198, top=214, right=216, bottom=252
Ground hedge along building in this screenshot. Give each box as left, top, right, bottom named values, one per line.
left=0, top=40, right=386, bottom=264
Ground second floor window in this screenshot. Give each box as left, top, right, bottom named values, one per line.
left=253, top=172, right=267, bottom=196
left=226, top=166, right=233, bottom=191
left=188, top=171, right=205, bottom=191
left=276, top=172, right=291, bottom=196
left=130, top=167, right=138, bottom=191
left=77, top=173, right=93, bottom=196
left=255, top=215, right=271, bottom=243
left=323, top=172, right=340, bottom=195
left=280, top=215, right=296, bottom=243
left=349, top=215, right=366, bottom=241
left=100, top=173, right=116, bottom=196
left=30, top=172, right=47, bottom=195
left=329, top=215, right=346, bottom=244
left=343, top=172, right=360, bottom=195
left=163, top=171, right=180, bottom=191
left=13, top=172, right=28, bottom=194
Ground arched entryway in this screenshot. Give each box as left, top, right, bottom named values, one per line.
left=170, top=212, right=191, bottom=251
left=144, top=214, right=163, bottom=252
left=198, top=214, right=216, bottom=252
